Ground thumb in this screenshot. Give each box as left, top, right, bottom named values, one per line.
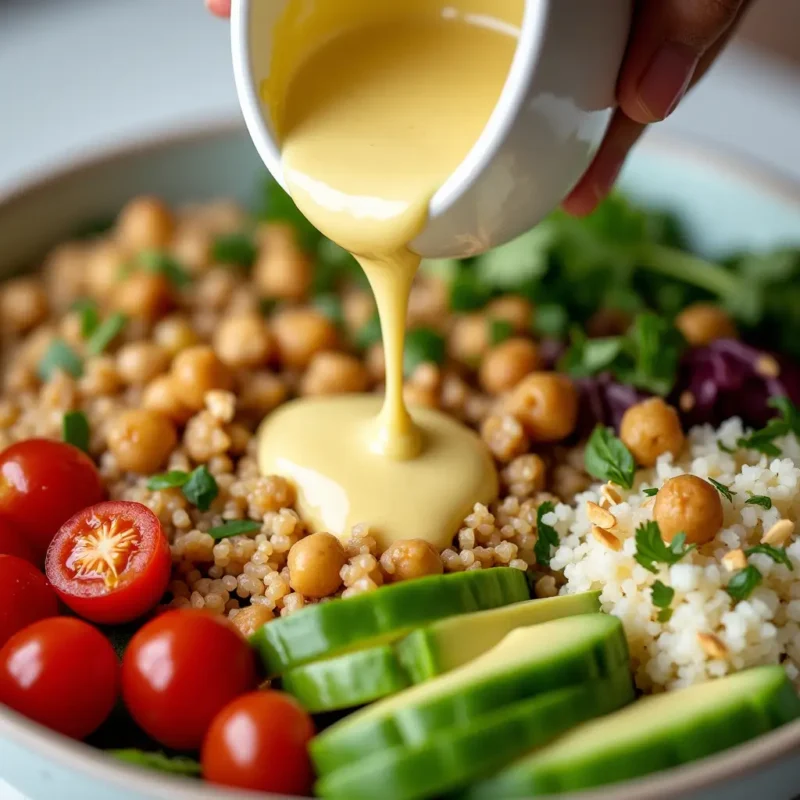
left=618, top=0, right=750, bottom=124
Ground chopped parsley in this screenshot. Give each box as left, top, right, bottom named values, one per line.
left=488, top=318, right=515, bottom=347
left=745, top=495, right=772, bottom=510
left=651, top=579, right=675, bottom=623
left=86, top=312, right=127, bottom=356
left=726, top=564, right=763, bottom=601
left=208, top=520, right=261, bottom=540
left=403, top=328, right=446, bottom=377
left=745, top=544, right=793, bottom=570
left=38, top=339, right=83, bottom=381
left=62, top=410, right=90, bottom=453
left=212, top=233, right=257, bottom=269
left=736, top=397, right=800, bottom=457
left=634, top=522, right=695, bottom=574
left=643, top=488, right=659, bottom=497
left=72, top=298, right=100, bottom=338
left=708, top=478, right=735, bottom=502
left=534, top=501, right=559, bottom=568
left=584, top=425, right=635, bottom=490
left=148, top=466, right=218, bottom=511
left=109, top=749, right=201, bottom=776
left=137, top=249, right=191, bottom=288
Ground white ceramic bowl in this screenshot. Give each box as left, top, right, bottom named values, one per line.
left=1, top=125, right=800, bottom=800
left=231, top=0, right=632, bottom=259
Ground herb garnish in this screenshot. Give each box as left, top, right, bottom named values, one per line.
left=212, top=233, right=257, bottom=269
left=147, top=466, right=218, bottom=511
left=72, top=298, right=100, bottom=338
left=137, top=249, right=192, bottom=288
left=62, top=410, right=90, bottom=453
left=708, top=478, right=735, bottom=502
left=488, top=318, right=515, bottom=347
left=745, top=495, right=772, bottom=510
left=38, top=339, right=83, bottom=381
left=534, top=501, right=559, bottom=568
left=634, top=522, right=695, bottom=574
left=745, top=544, right=793, bottom=570
left=736, top=396, right=800, bottom=457
left=403, top=328, right=446, bottom=377
left=109, top=749, right=201, bottom=776
left=208, top=520, right=261, bottom=540
left=449, top=272, right=492, bottom=312
left=726, top=565, right=763, bottom=601
left=718, top=441, right=736, bottom=455
left=584, top=425, right=636, bottom=490
left=651, top=580, right=675, bottom=622
left=643, top=488, right=659, bottom=497
left=86, top=312, right=127, bottom=356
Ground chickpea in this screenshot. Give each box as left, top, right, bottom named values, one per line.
left=479, top=338, right=541, bottom=395
left=171, top=224, right=211, bottom=273
left=153, top=315, right=199, bottom=356
left=448, top=313, right=489, bottom=365
left=171, top=346, right=234, bottom=410
left=301, top=351, right=369, bottom=396
left=379, top=539, right=443, bottom=582
left=43, top=242, right=88, bottom=310
left=106, top=409, right=177, bottom=474
left=287, top=532, right=346, bottom=598
left=654, top=474, right=723, bottom=545
left=229, top=604, right=273, bottom=639
left=407, top=278, right=448, bottom=326
left=486, top=296, right=533, bottom=332
left=116, top=196, right=175, bottom=251
left=342, top=289, right=376, bottom=336
left=114, top=271, right=174, bottom=322
left=195, top=269, right=237, bottom=311
left=507, top=373, right=578, bottom=442
left=254, top=223, right=312, bottom=301
left=675, top=304, right=737, bottom=347
left=551, top=464, right=591, bottom=501
left=272, top=308, right=338, bottom=370
left=238, top=372, right=288, bottom=417
left=213, top=312, right=274, bottom=369
left=620, top=398, right=685, bottom=467
left=0, top=278, right=49, bottom=334
left=403, top=383, right=440, bottom=409
left=366, top=343, right=386, bottom=383
left=116, top=342, right=170, bottom=385
left=85, top=241, right=126, bottom=301
left=142, top=375, right=193, bottom=424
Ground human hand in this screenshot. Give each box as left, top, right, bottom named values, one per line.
left=563, top=0, right=753, bottom=216
left=206, top=0, right=231, bottom=18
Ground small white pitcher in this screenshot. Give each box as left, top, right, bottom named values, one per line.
left=231, top=0, right=633, bottom=259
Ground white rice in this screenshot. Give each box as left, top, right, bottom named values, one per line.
left=551, top=417, right=800, bottom=693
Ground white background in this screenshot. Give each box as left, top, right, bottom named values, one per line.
left=1, top=1, right=800, bottom=798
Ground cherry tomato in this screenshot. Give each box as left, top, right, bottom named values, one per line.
left=45, top=501, right=171, bottom=625
left=202, top=691, right=315, bottom=795
left=0, top=617, right=118, bottom=739
left=0, top=517, right=36, bottom=563
left=0, top=554, right=59, bottom=647
left=0, top=439, right=105, bottom=560
left=122, top=609, right=258, bottom=750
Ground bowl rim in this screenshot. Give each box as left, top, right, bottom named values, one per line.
left=0, top=120, right=800, bottom=800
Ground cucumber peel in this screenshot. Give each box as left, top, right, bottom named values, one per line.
left=252, top=567, right=528, bottom=675
left=316, top=669, right=635, bottom=800
left=311, top=613, right=629, bottom=776
left=283, top=592, right=600, bottom=712
left=466, top=665, right=800, bottom=798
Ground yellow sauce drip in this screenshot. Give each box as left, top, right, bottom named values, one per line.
left=257, top=1, right=521, bottom=549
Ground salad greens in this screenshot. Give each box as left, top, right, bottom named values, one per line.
left=584, top=426, right=635, bottom=489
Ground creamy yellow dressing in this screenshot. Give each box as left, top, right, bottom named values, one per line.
left=257, top=0, right=520, bottom=548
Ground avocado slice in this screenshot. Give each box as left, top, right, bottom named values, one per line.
left=251, top=567, right=528, bottom=675
left=311, top=613, right=629, bottom=776
left=283, top=592, right=600, bottom=713
left=316, top=669, right=634, bottom=800
left=467, top=665, right=800, bottom=798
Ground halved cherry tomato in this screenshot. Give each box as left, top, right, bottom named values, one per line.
left=0, top=617, right=118, bottom=739
left=202, top=690, right=315, bottom=795
left=0, top=517, right=36, bottom=563
left=0, top=439, right=105, bottom=560
left=0, top=554, right=59, bottom=647
left=45, top=501, right=171, bottom=625
left=122, top=609, right=258, bottom=750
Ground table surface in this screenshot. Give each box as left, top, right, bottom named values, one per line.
left=1, top=2, right=800, bottom=799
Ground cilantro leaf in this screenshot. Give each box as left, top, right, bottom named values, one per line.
left=651, top=579, right=675, bottom=622
left=208, top=520, right=261, bottom=540
left=726, top=564, right=763, bottom=601
left=181, top=466, right=219, bottom=512
left=584, top=425, right=635, bottom=490
left=559, top=330, right=623, bottom=378
left=147, top=471, right=190, bottom=491
left=138, top=249, right=191, bottom=288
left=109, top=749, right=201, bottom=777
left=634, top=522, right=695, bottom=574
left=62, top=410, right=90, bottom=453
left=737, top=419, right=788, bottom=457
left=72, top=298, right=100, bottom=338
left=769, top=395, right=800, bottom=437
left=708, top=478, right=735, bottom=502
left=86, top=313, right=127, bottom=356
left=38, top=339, right=83, bottom=381
left=616, top=312, right=686, bottom=396
left=212, top=233, right=257, bottom=269
left=745, top=544, right=793, bottom=570
left=534, top=501, right=559, bottom=568
left=745, top=495, right=772, bottom=510
left=643, top=488, right=659, bottom=497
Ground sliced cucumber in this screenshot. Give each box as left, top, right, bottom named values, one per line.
left=397, top=591, right=600, bottom=683
left=316, top=669, right=635, bottom=800
left=284, top=593, right=600, bottom=712
left=467, top=665, right=800, bottom=798
left=281, top=645, right=410, bottom=713
left=251, top=567, right=528, bottom=675
left=311, top=613, right=628, bottom=776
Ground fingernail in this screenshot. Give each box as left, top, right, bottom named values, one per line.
left=638, top=43, right=700, bottom=121
left=591, top=150, right=626, bottom=203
